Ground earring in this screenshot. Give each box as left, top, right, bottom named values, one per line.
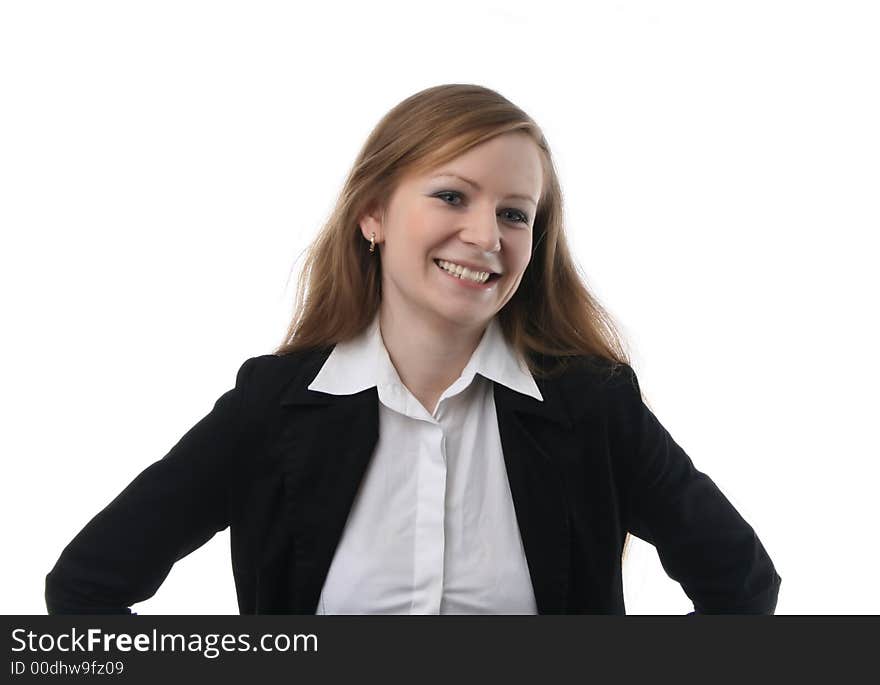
left=369, top=232, right=376, bottom=253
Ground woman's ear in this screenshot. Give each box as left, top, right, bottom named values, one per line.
left=358, top=217, right=379, bottom=244
left=358, top=202, right=383, bottom=244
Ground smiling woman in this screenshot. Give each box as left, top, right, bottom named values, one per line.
left=45, top=83, right=781, bottom=616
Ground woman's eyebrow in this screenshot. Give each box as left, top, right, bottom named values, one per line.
left=431, top=172, right=537, bottom=206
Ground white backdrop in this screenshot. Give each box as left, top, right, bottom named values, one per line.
left=2, top=0, right=877, bottom=615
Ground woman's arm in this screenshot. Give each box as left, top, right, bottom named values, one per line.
left=609, top=364, right=782, bottom=614
left=44, top=356, right=260, bottom=614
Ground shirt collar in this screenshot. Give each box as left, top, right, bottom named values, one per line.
left=307, top=312, right=543, bottom=403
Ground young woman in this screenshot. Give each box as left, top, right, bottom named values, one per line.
left=45, top=83, right=781, bottom=615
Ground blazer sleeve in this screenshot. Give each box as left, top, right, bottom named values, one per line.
left=609, top=364, right=782, bottom=614
left=44, top=356, right=260, bottom=614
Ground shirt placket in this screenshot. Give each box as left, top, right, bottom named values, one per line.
left=409, top=411, right=447, bottom=613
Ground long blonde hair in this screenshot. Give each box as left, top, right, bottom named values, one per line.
left=273, top=83, right=636, bottom=564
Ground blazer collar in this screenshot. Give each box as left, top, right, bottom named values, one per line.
left=263, top=329, right=576, bottom=614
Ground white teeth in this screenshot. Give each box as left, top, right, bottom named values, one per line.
left=436, top=259, right=491, bottom=283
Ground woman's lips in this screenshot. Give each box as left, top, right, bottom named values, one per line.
left=433, top=258, right=501, bottom=277
left=434, top=259, right=500, bottom=289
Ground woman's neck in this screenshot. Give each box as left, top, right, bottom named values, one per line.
left=377, top=305, right=489, bottom=412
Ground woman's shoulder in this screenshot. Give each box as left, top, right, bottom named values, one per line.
left=533, top=352, right=634, bottom=389
left=234, top=347, right=334, bottom=401
left=530, top=353, right=640, bottom=422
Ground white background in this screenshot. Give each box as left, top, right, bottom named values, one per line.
left=2, top=0, right=877, bottom=615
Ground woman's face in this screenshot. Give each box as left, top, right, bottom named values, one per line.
left=360, top=132, right=543, bottom=333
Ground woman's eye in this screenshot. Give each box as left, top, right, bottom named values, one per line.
left=435, top=191, right=461, bottom=205
left=434, top=191, right=529, bottom=224
left=502, top=208, right=530, bottom=224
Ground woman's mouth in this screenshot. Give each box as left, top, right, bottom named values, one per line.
left=433, top=258, right=501, bottom=289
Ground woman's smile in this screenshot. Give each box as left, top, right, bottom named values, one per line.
left=433, top=258, right=501, bottom=291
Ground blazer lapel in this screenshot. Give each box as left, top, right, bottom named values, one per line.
left=267, top=347, right=577, bottom=614
left=492, top=376, right=575, bottom=614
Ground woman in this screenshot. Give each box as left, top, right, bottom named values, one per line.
left=45, top=84, right=782, bottom=615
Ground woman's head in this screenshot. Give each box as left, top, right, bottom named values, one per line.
left=275, top=83, right=630, bottom=379
left=358, top=131, right=542, bottom=337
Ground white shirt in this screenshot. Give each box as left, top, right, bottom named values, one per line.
left=308, top=312, right=543, bottom=614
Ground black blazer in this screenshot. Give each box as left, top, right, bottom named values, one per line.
left=45, top=347, right=782, bottom=614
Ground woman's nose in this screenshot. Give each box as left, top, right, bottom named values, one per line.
left=459, top=210, right=502, bottom=251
